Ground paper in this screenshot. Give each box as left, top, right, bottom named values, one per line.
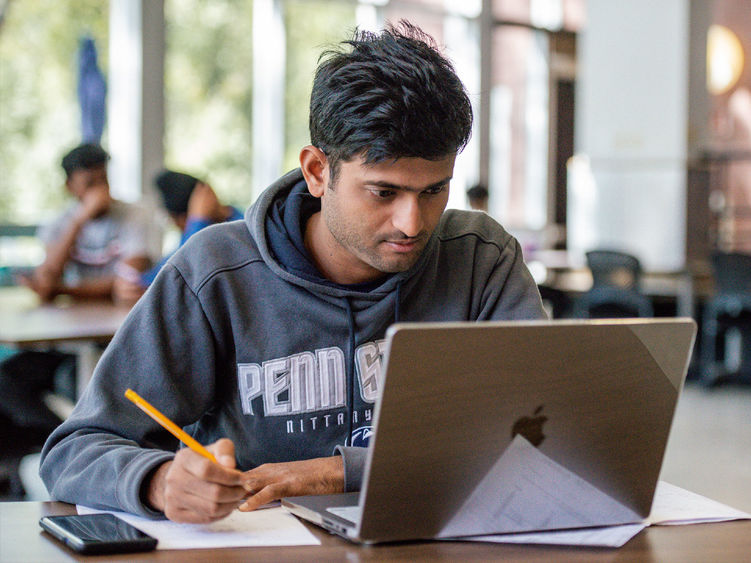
left=464, top=523, right=647, bottom=548
left=77, top=505, right=320, bottom=550
left=439, top=435, right=641, bottom=538
left=648, top=481, right=751, bottom=525
left=451, top=481, right=750, bottom=547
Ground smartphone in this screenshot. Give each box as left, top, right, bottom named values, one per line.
left=39, top=513, right=158, bottom=554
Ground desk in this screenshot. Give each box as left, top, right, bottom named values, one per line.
left=1, top=501, right=749, bottom=562
left=0, top=287, right=130, bottom=398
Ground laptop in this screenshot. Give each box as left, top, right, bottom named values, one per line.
left=282, top=318, right=696, bottom=544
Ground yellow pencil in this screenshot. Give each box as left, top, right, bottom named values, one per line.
left=124, top=388, right=218, bottom=464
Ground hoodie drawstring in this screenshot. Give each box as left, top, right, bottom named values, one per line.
left=343, top=297, right=356, bottom=446
left=342, top=282, right=402, bottom=445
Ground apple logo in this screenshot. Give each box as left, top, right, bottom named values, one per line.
left=511, top=405, right=548, bottom=447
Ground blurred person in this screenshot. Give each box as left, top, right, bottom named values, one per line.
left=113, top=170, right=242, bottom=302
left=466, top=183, right=489, bottom=212
left=41, top=23, right=545, bottom=523
left=0, top=143, right=154, bottom=448
left=19, top=143, right=153, bottom=301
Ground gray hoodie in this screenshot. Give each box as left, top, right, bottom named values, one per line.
left=40, top=169, right=546, bottom=517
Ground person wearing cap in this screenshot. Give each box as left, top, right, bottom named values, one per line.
left=112, top=170, right=243, bottom=302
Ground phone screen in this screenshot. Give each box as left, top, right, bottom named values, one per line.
left=39, top=514, right=158, bottom=554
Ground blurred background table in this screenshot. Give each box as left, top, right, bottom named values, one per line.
left=0, top=286, right=130, bottom=399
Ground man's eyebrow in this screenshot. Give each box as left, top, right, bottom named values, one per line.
left=364, top=176, right=453, bottom=193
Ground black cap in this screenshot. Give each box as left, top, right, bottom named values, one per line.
left=154, top=170, right=200, bottom=215
left=61, top=143, right=109, bottom=177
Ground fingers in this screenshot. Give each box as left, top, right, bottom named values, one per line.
left=159, top=439, right=247, bottom=523
left=209, top=437, right=237, bottom=470
left=237, top=456, right=345, bottom=512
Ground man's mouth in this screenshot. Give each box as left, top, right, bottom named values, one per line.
left=384, top=238, right=421, bottom=253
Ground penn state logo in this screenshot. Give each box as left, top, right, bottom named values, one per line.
left=350, top=426, right=373, bottom=447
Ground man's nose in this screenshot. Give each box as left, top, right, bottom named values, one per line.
left=392, top=195, right=424, bottom=238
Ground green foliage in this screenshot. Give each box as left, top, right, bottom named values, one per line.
left=283, top=1, right=356, bottom=173
left=0, top=0, right=356, bottom=222
left=164, top=0, right=255, bottom=210
left=0, top=0, right=108, bottom=223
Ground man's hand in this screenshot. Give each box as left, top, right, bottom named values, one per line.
left=187, top=182, right=222, bottom=221
left=76, top=184, right=111, bottom=221
left=146, top=438, right=250, bottom=523
left=18, top=270, right=58, bottom=302
left=238, top=456, right=344, bottom=512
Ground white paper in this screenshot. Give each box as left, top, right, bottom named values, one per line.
left=451, top=481, right=751, bottom=547
left=439, top=435, right=641, bottom=538
left=647, top=481, right=751, bottom=525
left=77, top=505, right=320, bottom=550
left=464, top=523, right=647, bottom=548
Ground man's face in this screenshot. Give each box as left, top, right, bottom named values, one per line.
left=66, top=164, right=109, bottom=201
left=312, top=153, right=455, bottom=285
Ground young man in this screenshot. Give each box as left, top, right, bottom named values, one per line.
left=22, top=143, right=154, bottom=301
left=40, top=23, right=546, bottom=524
left=113, top=169, right=243, bottom=302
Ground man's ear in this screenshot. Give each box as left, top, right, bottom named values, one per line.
left=299, top=145, right=328, bottom=198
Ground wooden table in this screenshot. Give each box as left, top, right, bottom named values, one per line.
left=1, top=501, right=749, bottom=562
left=0, top=287, right=130, bottom=398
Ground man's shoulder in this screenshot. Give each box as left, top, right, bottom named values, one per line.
left=171, top=220, right=259, bottom=285
left=436, top=209, right=513, bottom=247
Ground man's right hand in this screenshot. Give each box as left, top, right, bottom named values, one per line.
left=146, top=438, right=250, bottom=523
left=77, top=184, right=111, bottom=221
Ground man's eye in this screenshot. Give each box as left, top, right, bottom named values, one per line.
left=372, top=189, right=394, bottom=198
left=424, top=185, right=446, bottom=195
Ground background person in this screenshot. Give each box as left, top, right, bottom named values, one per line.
left=113, top=170, right=242, bottom=302
left=466, top=183, right=489, bottom=212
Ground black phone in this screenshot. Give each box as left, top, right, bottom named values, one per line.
left=39, top=513, right=158, bottom=554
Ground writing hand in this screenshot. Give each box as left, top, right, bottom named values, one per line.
left=238, top=456, right=344, bottom=511
left=147, top=438, right=249, bottom=523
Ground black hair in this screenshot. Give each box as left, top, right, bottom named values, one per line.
left=61, top=143, right=109, bottom=178
left=154, top=169, right=200, bottom=215
left=309, top=21, right=473, bottom=178
left=466, top=184, right=489, bottom=201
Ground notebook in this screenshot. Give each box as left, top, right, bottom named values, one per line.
left=282, top=318, right=697, bottom=544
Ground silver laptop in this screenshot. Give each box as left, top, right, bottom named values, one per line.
left=282, top=318, right=696, bottom=544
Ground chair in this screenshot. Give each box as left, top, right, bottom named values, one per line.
left=700, top=252, right=751, bottom=384
left=573, top=250, right=654, bottom=318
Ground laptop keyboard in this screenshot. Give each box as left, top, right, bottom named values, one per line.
left=327, top=505, right=363, bottom=524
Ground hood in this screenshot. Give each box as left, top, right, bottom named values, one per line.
left=244, top=168, right=439, bottom=315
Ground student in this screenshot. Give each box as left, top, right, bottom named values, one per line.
left=40, top=22, right=546, bottom=524
left=113, top=169, right=243, bottom=301
left=466, top=183, right=489, bottom=212
left=21, top=143, right=154, bottom=301
left=0, top=144, right=153, bottom=439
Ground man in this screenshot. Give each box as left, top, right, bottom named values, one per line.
left=113, top=169, right=243, bottom=301
left=40, top=23, right=545, bottom=524
left=21, top=143, right=154, bottom=301
left=466, top=183, right=489, bottom=212
left=0, top=144, right=154, bottom=439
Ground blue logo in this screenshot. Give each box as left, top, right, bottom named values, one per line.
left=350, top=426, right=373, bottom=447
